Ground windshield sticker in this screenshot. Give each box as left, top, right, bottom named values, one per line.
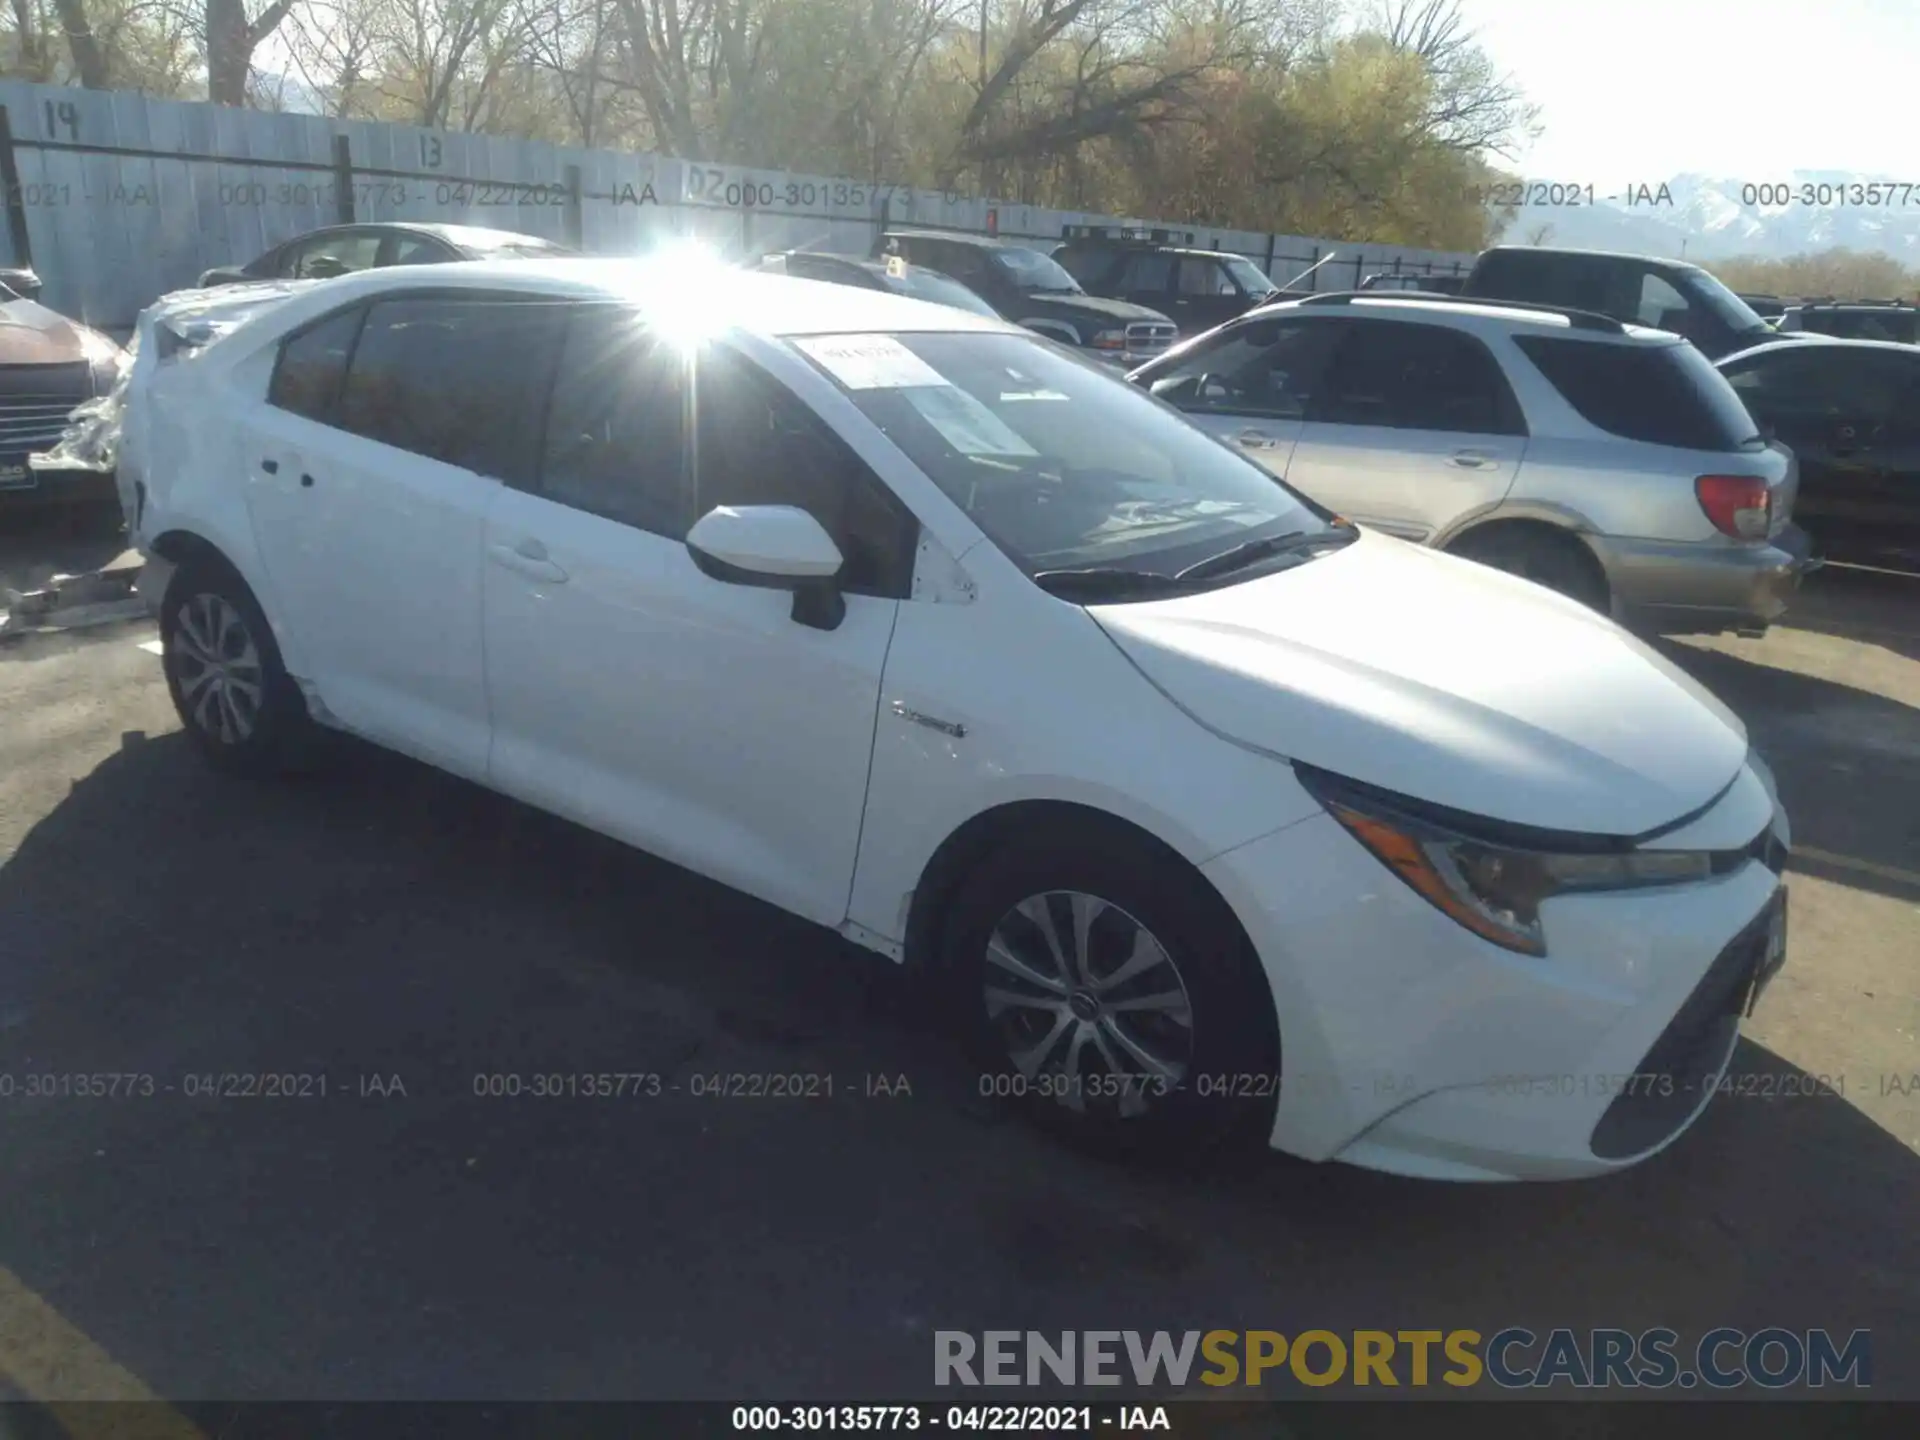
left=904, top=385, right=1039, bottom=457
left=795, top=334, right=949, bottom=390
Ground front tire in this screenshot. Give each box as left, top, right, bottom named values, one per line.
left=161, top=562, right=316, bottom=775
left=939, top=823, right=1280, bottom=1162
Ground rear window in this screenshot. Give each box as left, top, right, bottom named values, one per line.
left=1515, top=335, right=1762, bottom=450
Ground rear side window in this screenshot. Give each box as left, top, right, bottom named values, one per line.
left=1472, top=254, right=1621, bottom=317
left=268, top=306, right=364, bottom=422
left=1517, top=335, right=1760, bottom=450
left=336, top=295, right=566, bottom=481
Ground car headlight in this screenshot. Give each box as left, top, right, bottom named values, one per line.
left=1297, top=767, right=1716, bottom=957
left=1089, top=328, right=1129, bottom=353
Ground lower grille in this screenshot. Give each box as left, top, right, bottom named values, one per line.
left=1587, top=898, right=1777, bottom=1160
left=0, top=363, right=94, bottom=459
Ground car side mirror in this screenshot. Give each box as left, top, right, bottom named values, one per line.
left=685, top=504, right=847, bottom=631
left=0, top=268, right=41, bottom=301
left=304, top=256, right=351, bottom=279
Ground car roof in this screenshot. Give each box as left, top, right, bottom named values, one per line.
left=772, top=252, right=896, bottom=279
left=1719, top=336, right=1920, bottom=363
left=280, top=221, right=563, bottom=250
left=289, top=257, right=1016, bottom=337
left=1260, top=292, right=1677, bottom=343
left=1476, top=244, right=1704, bottom=273
left=883, top=229, right=1034, bottom=250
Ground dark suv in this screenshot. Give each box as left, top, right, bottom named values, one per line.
left=1050, top=226, right=1281, bottom=337
left=874, top=229, right=1176, bottom=366
left=1776, top=301, right=1920, bottom=344
left=1462, top=246, right=1791, bottom=360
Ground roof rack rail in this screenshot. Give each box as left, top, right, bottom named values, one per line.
left=1290, top=290, right=1628, bottom=334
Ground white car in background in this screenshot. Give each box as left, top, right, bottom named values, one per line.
left=127, top=258, right=1791, bottom=1182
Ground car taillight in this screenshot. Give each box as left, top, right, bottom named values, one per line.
left=1695, top=474, right=1771, bottom=539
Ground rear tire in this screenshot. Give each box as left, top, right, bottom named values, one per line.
left=160, top=561, right=317, bottom=776
left=937, top=821, right=1280, bottom=1163
left=1451, top=526, right=1610, bottom=612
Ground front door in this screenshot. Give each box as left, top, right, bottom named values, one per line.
left=1283, top=318, right=1528, bottom=541
left=482, top=313, right=911, bottom=924
left=1139, top=313, right=1344, bottom=480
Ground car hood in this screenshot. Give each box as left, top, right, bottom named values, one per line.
left=0, top=297, right=112, bottom=364
left=1090, top=531, right=1750, bottom=838
left=1013, top=292, right=1173, bottom=326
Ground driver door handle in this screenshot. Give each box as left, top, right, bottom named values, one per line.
left=489, top=538, right=569, bottom=584
left=1237, top=429, right=1281, bottom=450
left=1450, top=450, right=1493, bottom=469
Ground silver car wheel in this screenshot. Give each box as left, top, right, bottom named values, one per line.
left=172, top=592, right=264, bottom=745
left=983, top=890, right=1195, bottom=1118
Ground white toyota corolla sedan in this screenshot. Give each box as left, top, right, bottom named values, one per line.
left=127, top=257, right=1791, bottom=1181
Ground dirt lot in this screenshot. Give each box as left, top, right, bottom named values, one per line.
left=0, top=509, right=1915, bottom=1421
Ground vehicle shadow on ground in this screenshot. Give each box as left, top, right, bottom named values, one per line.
left=1656, top=638, right=1920, bottom=905
left=0, top=726, right=1915, bottom=1401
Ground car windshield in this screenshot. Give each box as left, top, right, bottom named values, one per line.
left=1684, top=268, right=1772, bottom=338
left=1222, top=256, right=1277, bottom=295
left=791, top=330, right=1339, bottom=591
left=992, top=247, right=1083, bottom=294
left=889, top=267, right=1002, bottom=319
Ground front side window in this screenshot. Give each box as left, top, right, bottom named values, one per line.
left=537, top=306, right=692, bottom=537
left=1221, top=255, right=1277, bottom=297
left=1638, top=273, right=1695, bottom=333
left=792, top=330, right=1338, bottom=587
left=336, top=295, right=566, bottom=481
left=1140, top=317, right=1341, bottom=420
left=1119, top=253, right=1175, bottom=292
left=1313, top=320, right=1524, bottom=434
left=1178, top=259, right=1234, bottom=297
left=695, top=351, right=919, bottom=597
left=267, top=306, right=365, bottom=422
left=283, top=231, right=381, bottom=279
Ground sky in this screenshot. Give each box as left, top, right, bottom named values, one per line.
left=1452, top=0, right=1920, bottom=182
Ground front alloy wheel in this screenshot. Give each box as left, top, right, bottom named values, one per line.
left=984, top=890, right=1196, bottom=1118
left=171, top=591, right=264, bottom=745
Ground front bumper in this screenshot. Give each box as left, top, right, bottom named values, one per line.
left=1, top=456, right=119, bottom=511
left=1592, top=524, right=1816, bottom=635
left=1201, top=760, right=1791, bottom=1181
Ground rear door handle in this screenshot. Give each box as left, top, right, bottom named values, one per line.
left=1237, top=429, right=1281, bottom=450
left=1450, top=451, right=1492, bottom=469
left=489, top=540, right=569, bottom=584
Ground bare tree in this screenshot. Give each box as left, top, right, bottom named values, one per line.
left=1375, top=0, right=1534, bottom=155
left=205, top=0, right=299, bottom=103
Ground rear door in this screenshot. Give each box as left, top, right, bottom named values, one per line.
left=243, top=290, right=565, bottom=775
left=1283, top=318, right=1527, bottom=541
left=1135, top=313, right=1342, bottom=476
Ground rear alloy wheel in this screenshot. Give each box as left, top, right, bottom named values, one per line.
left=172, top=591, right=265, bottom=746
left=161, top=565, right=317, bottom=775
left=1452, top=528, right=1609, bottom=612
left=941, top=827, right=1279, bottom=1161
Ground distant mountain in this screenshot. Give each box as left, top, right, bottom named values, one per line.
left=1491, top=172, right=1920, bottom=263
